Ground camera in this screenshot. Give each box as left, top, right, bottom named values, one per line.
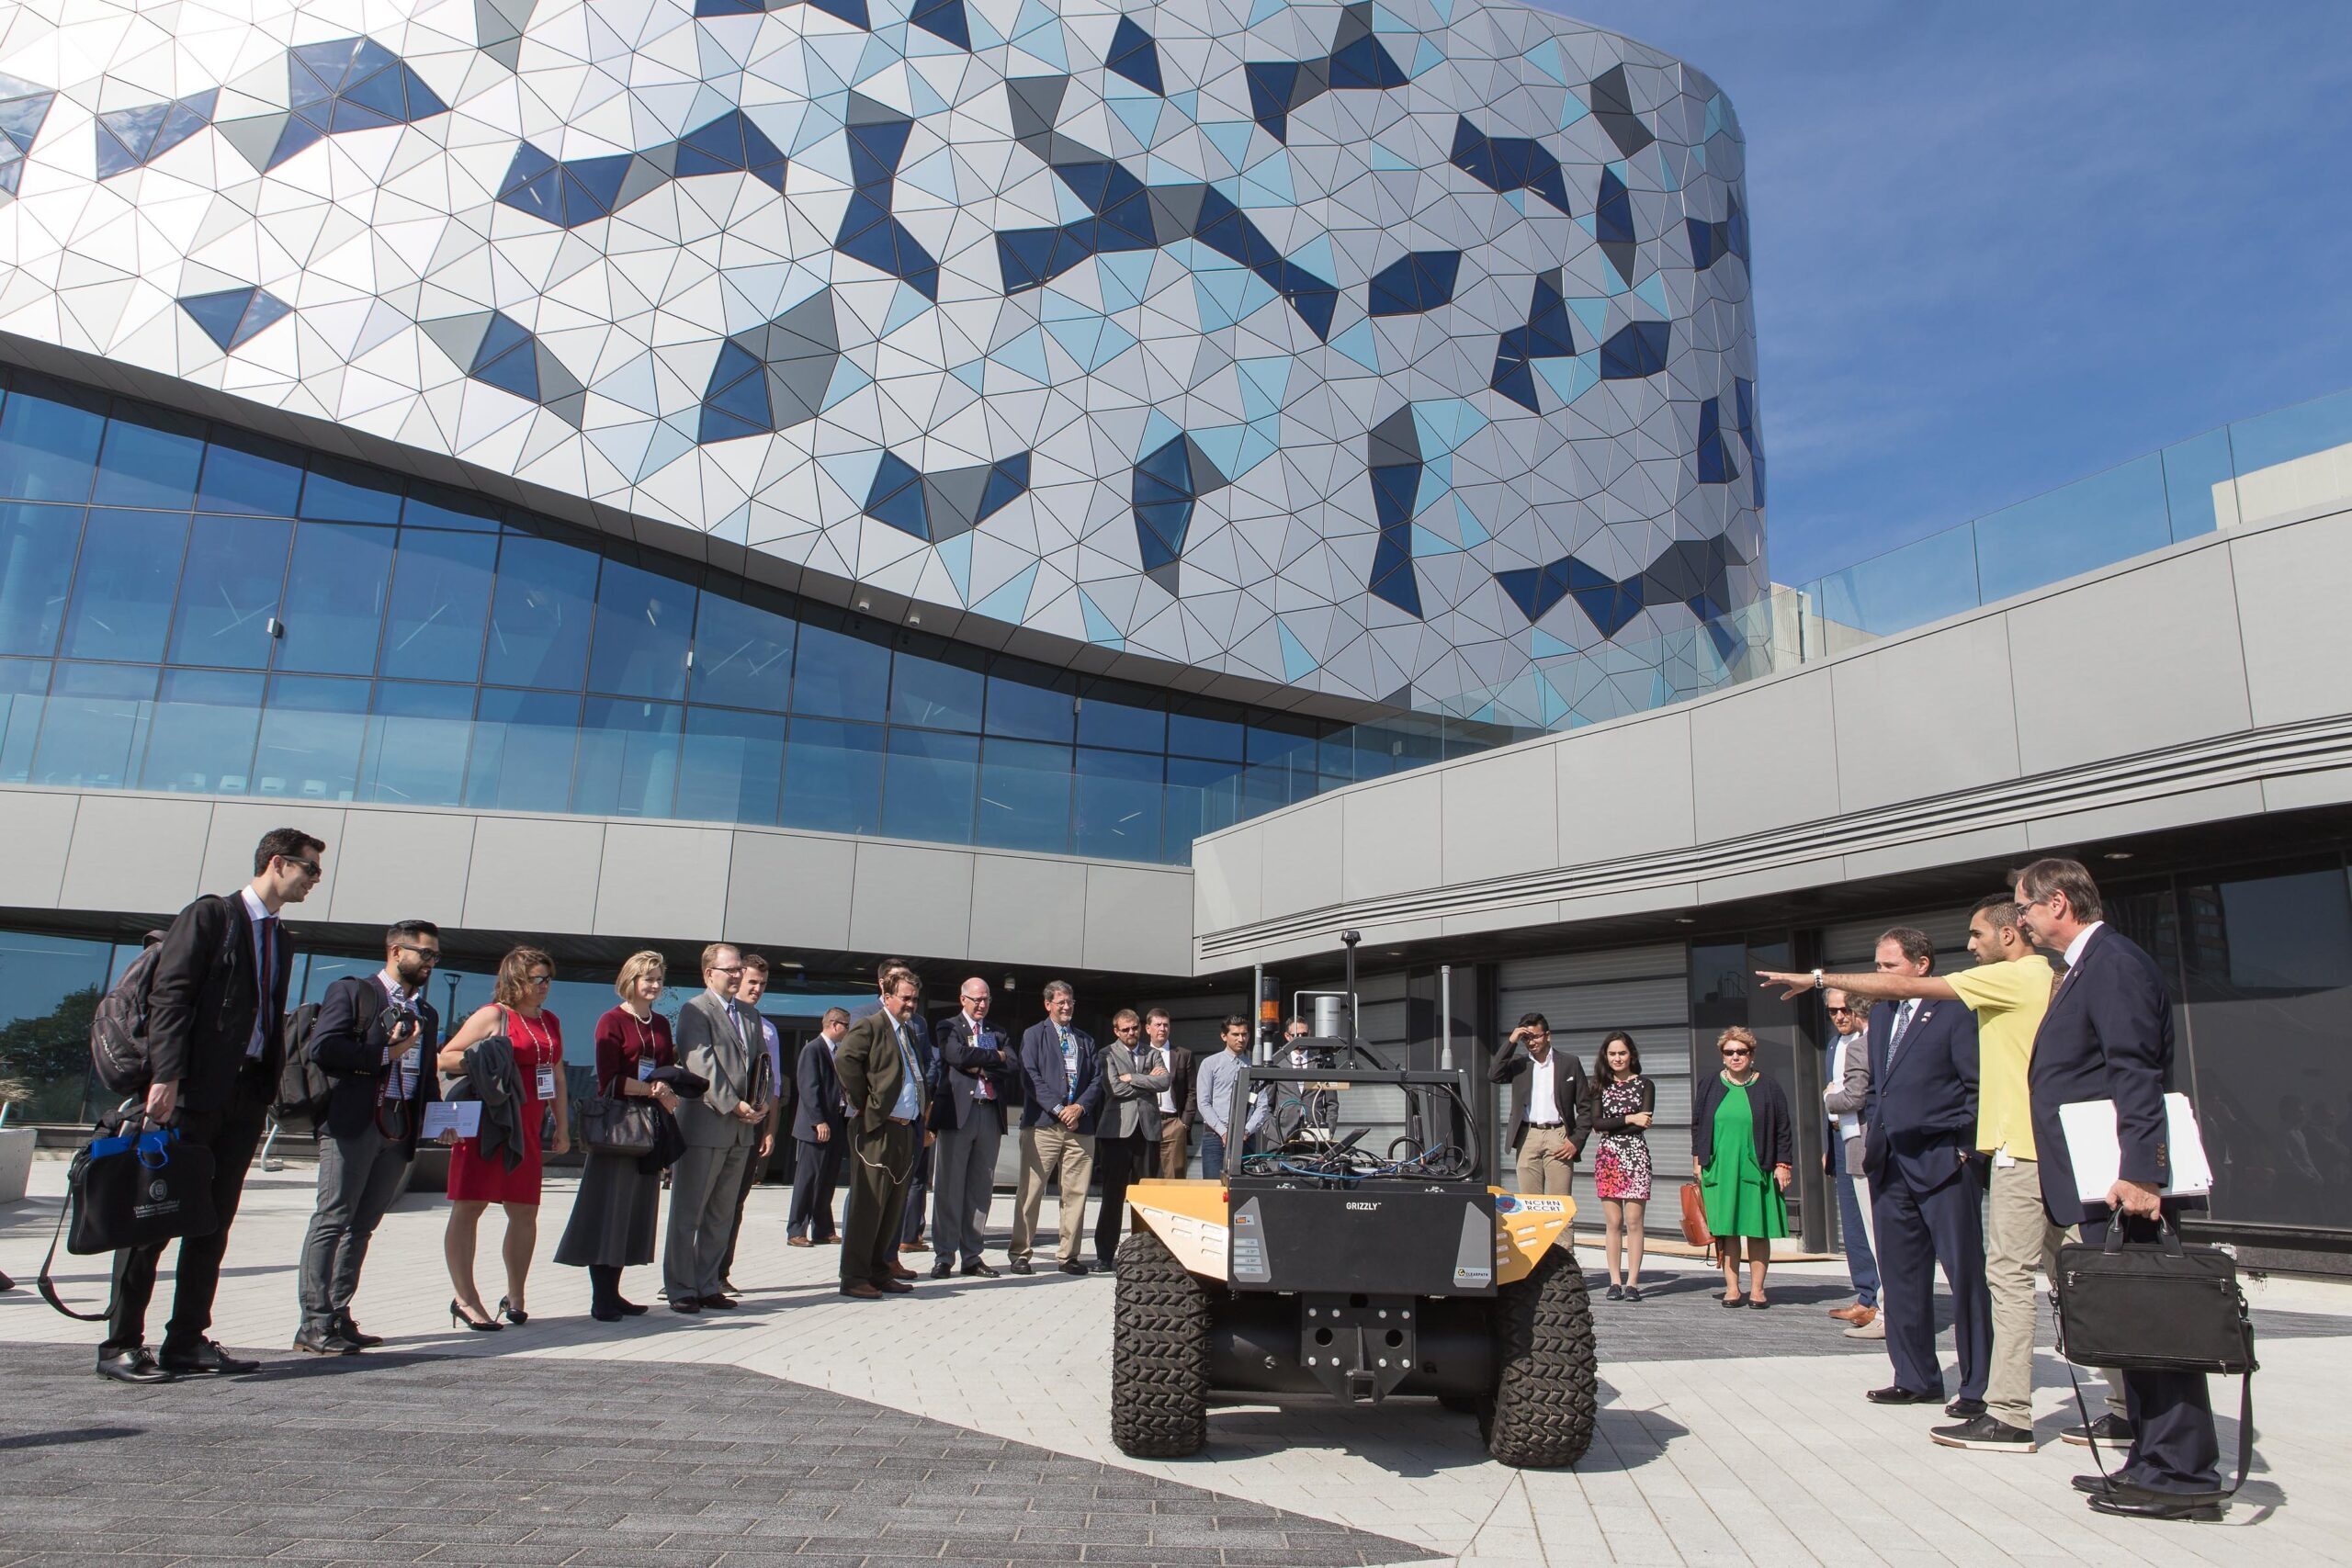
left=379, top=998, right=421, bottom=1042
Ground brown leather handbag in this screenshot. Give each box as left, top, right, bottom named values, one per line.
left=1679, top=1180, right=1713, bottom=1247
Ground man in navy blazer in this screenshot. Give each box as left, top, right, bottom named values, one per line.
left=2016, top=858, right=2222, bottom=1521
left=1009, top=980, right=1102, bottom=1275
left=1858, top=926, right=1992, bottom=1415
left=786, top=1008, right=850, bottom=1245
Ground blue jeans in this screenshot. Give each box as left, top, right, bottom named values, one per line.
left=1831, top=1134, right=1879, bottom=1307
left=1199, top=1128, right=1227, bottom=1180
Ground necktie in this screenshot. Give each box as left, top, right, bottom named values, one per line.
left=252, top=915, right=277, bottom=1058
left=1887, top=999, right=1917, bottom=1066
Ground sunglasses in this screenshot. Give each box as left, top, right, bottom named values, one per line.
left=280, top=857, right=322, bottom=878
left=526, top=974, right=553, bottom=987
left=1721, top=1047, right=1754, bottom=1058
left=1826, top=1005, right=1856, bottom=1015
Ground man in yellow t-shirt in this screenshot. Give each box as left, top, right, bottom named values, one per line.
left=1760, top=896, right=2118, bottom=1454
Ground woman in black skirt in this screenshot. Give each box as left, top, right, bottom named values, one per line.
left=555, top=951, right=678, bottom=1320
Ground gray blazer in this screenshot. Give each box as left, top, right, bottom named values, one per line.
left=1823, top=1027, right=1871, bottom=1156
left=1102, top=1042, right=1170, bottom=1140
left=675, top=990, right=764, bottom=1148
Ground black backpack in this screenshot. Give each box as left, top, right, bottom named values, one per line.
left=87, top=931, right=171, bottom=1096
left=272, top=1001, right=329, bottom=1131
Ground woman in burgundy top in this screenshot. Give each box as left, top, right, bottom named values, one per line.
left=437, top=946, right=570, bottom=1329
left=555, top=951, right=682, bottom=1320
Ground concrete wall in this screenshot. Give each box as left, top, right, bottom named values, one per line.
left=0, top=794, right=1194, bottom=977
left=1193, top=502, right=2352, bottom=970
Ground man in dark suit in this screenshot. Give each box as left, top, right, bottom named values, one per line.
left=1491, top=1011, right=1590, bottom=1195
left=2015, top=858, right=2222, bottom=1521
left=930, top=977, right=1017, bottom=1278
left=294, top=919, right=444, bottom=1356
left=1147, top=1009, right=1193, bottom=1178
left=1858, top=926, right=1992, bottom=1416
left=786, top=1008, right=850, bottom=1245
left=1011, top=980, right=1101, bottom=1275
left=897, top=1006, right=940, bottom=1258
left=101, top=827, right=324, bottom=1383
left=718, top=954, right=793, bottom=1292
left=833, top=964, right=931, bottom=1299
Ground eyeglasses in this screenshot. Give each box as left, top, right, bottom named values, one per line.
left=395, top=944, right=441, bottom=964
left=1826, top=1005, right=1855, bottom=1015
left=280, top=857, right=322, bottom=878
left=711, top=964, right=743, bottom=976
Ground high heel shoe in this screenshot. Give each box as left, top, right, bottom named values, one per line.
left=497, top=1295, right=529, bottom=1325
left=450, top=1299, right=503, bottom=1332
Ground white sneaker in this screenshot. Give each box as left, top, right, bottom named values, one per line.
left=1844, top=1316, right=1885, bottom=1339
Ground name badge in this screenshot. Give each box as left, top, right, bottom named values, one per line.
left=398, top=1046, right=421, bottom=1076
left=536, top=1064, right=557, bottom=1100
left=638, top=1058, right=656, bottom=1082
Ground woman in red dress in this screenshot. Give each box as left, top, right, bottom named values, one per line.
left=436, top=946, right=570, bottom=1329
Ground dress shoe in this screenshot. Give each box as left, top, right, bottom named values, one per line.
left=334, top=1314, right=384, bottom=1348
left=878, top=1278, right=914, bottom=1294
left=700, top=1293, right=738, bottom=1310
left=1866, top=1385, right=1942, bottom=1405
left=2086, top=1484, right=2222, bottom=1523
left=2073, top=1474, right=2119, bottom=1495
left=292, top=1326, right=359, bottom=1357
left=1944, top=1397, right=1987, bottom=1420
left=96, top=1346, right=172, bottom=1384
left=838, top=1281, right=884, bottom=1301
left=787, top=1236, right=815, bottom=1247
left=819, top=1235, right=842, bottom=1245
left=1008, top=1259, right=1034, bottom=1275
left=1834, top=1306, right=1878, bottom=1330
left=497, top=1295, right=529, bottom=1325
left=888, top=1262, right=918, bottom=1280
left=930, top=1262, right=955, bottom=1280
left=1844, top=1316, right=1886, bottom=1340
left=1828, top=1302, right=1866, bottom=1322
left=899, top=1239, right=929, bottom=1253
left=1059, top=1259, right=1091, bottom=1277
left=450, top=1299, right=503, bottom=1332
left=671, top=1297, right=702, bottom=1314
left=961, top=1261, right=999, bottom=1278
left=1929, top=1414, right=2035, bottom=1452
left=159, top=1339, right=259, bottom=1375
left=2063, top=1414, right=2135, bottom=1447
left=616, top=1300, right=649, bottom=1316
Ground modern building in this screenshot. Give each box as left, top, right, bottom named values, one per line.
left=0, top=0, right=2346, bottom=1269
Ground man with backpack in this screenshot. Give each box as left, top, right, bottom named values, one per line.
left=96, top=828, right=323, bottom=1383
left=293, top=919, right=445, bottom=1355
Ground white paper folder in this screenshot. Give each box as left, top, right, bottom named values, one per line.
left=2057, top=1092, right=2212, bottom=1202
left=420, top=1100, right=481, bottom=1139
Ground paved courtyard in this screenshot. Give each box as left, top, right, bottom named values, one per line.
left=2, top=1158, right=2345, bottom=1567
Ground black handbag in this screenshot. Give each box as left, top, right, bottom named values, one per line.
left=2052, top=1218, right=2257, bottom=1495
left=580, top=1093, right=661, bottom=1156
left=38, top=1112, right=220, bottom=1322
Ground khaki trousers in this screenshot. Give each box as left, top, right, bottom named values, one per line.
left=1513, top=1125, right=1575, bottom=1196
left=1985, top=1155, right=2124, bottom=1430
left=1011, top=1123, right=1095, bottom=1265
left=1158, top=1119, right=1191, bottom=1179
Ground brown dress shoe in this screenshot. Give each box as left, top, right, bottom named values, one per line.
left=888, top=1262, right=918, bottom=1280
left=838, top=1281, right=883, bottom=1300
left=787, top=1236, right=815, bottom=1247
left=878, top=1278, right=914, bottom=1294
left=1845, top=1306, right=1879, bottom=1329
left=1828, top=1303, right=1866, bottom=1322
left=899, top=1240, right=929, bottom=1253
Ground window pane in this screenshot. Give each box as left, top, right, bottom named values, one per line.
left=780, top=717, right=882, bottom=834
left=882, top=728, right=978, bottom=843
left=889, top=646, right=984, bottom=731
left=61, top=509, right=187, bottom=662
left=276, top=523, right=393, bottom=675
left=0, top=379, right=106, bottom=502
left=91, top=406, right=205, bottom=509
left=789, top=617, right=888, bottom=719
left=1166, top=755, right=1244, bottom=858
left=0, top=502, right=80, bottom=657
left=253, top=674, right=368, bottom=801
left=299, top=457, right=401, bottom=525
left=573, top=697, right=682, bottom=818
left=359, top=681, right=474, bottom=807
left=1077, top=685, right=1166, bottom=751
left=679, top=706, right=784, bottom=824
left=402, top=480, right=502, bottom=532
left=0, top=658, right=45, bottom=782
left=977, top=737, right=1071, bottom=853
left=467, top=688, right=581, bottom=812
left=688, top=586, right=795, bottom=712
left=194, top=429, right=305, bottom=515
left=984, top=666, right=1075, bottom=741
left=586, top=548, right=695, bottom=701
left=380, top=527, right=496, bottom=682
left=1169, top=707, right=1244, bottom=761
left=138, top=668, right=262, bottom=794
left=0, top=928, right=118, bottom=1122
left=167, top=513, right=289, bottom=669
left=483, top=533, right=598, bottom=690
left=1248, top=719, right=1317, bottom=765
left=31, top=661, right=155, bottom=788
left=1072, top=746, right=1162, bottom=860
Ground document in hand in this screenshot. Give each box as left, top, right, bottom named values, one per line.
left=420, top=1100, right=482, bottom=1139
left=2057, top=1093, right=2213, bottom=1202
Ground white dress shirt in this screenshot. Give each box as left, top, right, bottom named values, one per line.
left=1527, top=1051, right=1562, bottom=1126
left=2063, top=919, right=2105, bottom=970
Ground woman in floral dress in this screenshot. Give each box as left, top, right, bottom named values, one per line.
left=1587, top=1031, right=1655, bottom=1301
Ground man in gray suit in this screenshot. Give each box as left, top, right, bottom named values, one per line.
left=1094, top=1009, right=1169, bottom=1271
left=665, top=942, right=767, bottom=1313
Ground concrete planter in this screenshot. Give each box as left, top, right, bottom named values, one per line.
left=0, top=1125, right=34, bottom=1204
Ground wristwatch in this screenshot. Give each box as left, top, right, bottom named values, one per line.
left=1811, top=968, right=1825, bottom=990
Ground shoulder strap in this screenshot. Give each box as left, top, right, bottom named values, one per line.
left=2068, top=1360, right=2254, bottom=1499
left=36, top=1181, right=108, bottom=1323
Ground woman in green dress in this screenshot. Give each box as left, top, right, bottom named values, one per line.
left=1690, top=1026, right=1794, bottom=1307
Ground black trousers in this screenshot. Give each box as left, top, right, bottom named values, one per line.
left=107, top=1080, right=270, bottom=1353
left=841, top=1122, right=915, bottom=1287
left=1093, top=1133, right=1148, bottom=1266
left=719, top=1136, right=775, bottom=1280
left=787, top=1136, right=842, bottom=1240
left=898, top=1135, right=933, bottom=1245
left=1872, top=1155, right=1992, bottom=1400
left=2081, top=1213, right=2222, bottom=1493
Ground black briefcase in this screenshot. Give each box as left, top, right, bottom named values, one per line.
left=2052, top=1219, right=2256, bottom=1496
left=38, top=1113, right=220, bottom=1322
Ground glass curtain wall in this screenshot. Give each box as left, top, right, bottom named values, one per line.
left=0, top=368, right=1527, bottom=865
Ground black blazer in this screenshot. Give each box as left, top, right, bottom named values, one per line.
left=792, top=1039, right=846, bottom=1141
left=1492, top=1043, right=1592, bottom=1153
left=148, top=892, right=293, bottom=1112
left=311, top=975, right=441, bottom=1153
left=1861, top=993, right=1980, bottom=1193
left=933, top=1012, right=1018, bottom=1134
left=1692, top=1070, right=1795, bottom=1172
left=1161, top=1045, right=1197, bottom=1128
left=2029, top=924, right=2176, bottom=1225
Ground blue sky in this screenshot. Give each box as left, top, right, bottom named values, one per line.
left=1535, top=1, right=2352, bottom=584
